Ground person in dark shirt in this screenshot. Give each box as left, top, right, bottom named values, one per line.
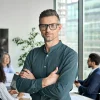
left=74, top=53, right=100, bottom=100
left=16, top=9, right=78, bottom=100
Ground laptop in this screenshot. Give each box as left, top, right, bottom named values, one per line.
left=10, top=74, right=19, bottom=90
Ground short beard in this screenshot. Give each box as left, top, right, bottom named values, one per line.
left=44, top=38, right=52, bottom=42
left=43, top=36, right=53, bottom=42
left=88, top=66, right=92, bottom=68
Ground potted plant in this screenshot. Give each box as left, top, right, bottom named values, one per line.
left=12, top=28, right=43, bottom=67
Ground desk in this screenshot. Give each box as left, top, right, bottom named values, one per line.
left=70, top=93, right=94, bottom=100
left=12, top=93, right=32, bottom=100
left=70, top=85, right=94, bottom=100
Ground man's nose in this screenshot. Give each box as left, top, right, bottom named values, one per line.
left=46, top=25, right=51, bottom=32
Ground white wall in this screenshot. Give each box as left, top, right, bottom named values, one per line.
left=0, top=0, right=53, bottom=72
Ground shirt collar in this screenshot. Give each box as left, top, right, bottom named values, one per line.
left=43, top=40, right=62, bottom=53
left=91, top=66, right=99, bottom=73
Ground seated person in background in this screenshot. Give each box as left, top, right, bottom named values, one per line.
left=74, top=53, right=100, bottom=100
left=0, top=52, right=15, bottom=73
left=0, top=63, right=23, bottom=100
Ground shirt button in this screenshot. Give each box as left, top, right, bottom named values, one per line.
left=46, top=55, right=48, bottom=57
left=44, top=66, right=46, bottom=68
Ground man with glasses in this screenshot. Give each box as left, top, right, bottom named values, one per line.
left=16, top=9, right=78, bottom=100
left=74, top=53, right=100, bottom=100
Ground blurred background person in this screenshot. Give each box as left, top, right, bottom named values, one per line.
left=74, top=53, right=100, bottom=100
left=0, top=52, right=15, bottom=73
left=0, top=63, right=20, bottom=100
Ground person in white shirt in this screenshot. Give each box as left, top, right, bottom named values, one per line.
left=74, top=53, right=100, bottom=100
left=0, top=63, right=22, bottom=100
left=0, top=52, right=15, bottom=73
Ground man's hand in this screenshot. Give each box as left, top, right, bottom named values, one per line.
left=42, top=67, right=59, bottom=88
left=9, top=90, right=18, bottom=95
left=74, top=81, right=81, bottom=88
left=20, top=69, right=35, bottom=79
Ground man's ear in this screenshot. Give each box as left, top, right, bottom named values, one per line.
left=58, top=24, right=62, bottom=30
left=92, top=61, right=95, bottom=65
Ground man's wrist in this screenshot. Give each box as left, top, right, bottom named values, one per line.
left=42, top=78, right=47, bottom=88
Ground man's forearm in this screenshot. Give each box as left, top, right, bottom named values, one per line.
left=42, top=77, right=57, bottom=88
left=42, top=78, right=47, bottom=88
left=42, top=68, right=59, bottom=88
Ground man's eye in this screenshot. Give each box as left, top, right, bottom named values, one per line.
left=50, top=24, right=55, bottom=27
left=41, top=25, right=46, bottom=27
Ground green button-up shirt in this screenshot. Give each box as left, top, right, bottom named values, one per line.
left=16, top=41, right=78, bottom=100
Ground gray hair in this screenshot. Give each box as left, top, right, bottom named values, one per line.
left=39, top=9, right=60, bottom=23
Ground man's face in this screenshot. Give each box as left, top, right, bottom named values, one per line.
left=39, top=16, right=62, bottom=42
left=87, top=58, right=93, bottom=68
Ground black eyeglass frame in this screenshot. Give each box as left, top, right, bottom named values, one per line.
left=39, top=23, right=60, bottom=31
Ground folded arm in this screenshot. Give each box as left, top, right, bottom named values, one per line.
left=16, top=50, right=78, bottom=99
left=16, top=51, right=43, bottom=93
left=38, top=52, right=78, bottom=99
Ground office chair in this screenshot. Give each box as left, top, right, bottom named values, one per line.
left=96, top=93, right=100, bottom=100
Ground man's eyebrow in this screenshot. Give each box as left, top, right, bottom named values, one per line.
left=40, top=23, right=60, bottom=25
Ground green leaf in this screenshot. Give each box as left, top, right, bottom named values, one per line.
left=12, top=27, right=44, bottom=67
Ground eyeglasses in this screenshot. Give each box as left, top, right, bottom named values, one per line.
left=39, top=23, right=60, bottom=31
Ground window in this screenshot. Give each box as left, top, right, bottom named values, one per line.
left=56, top=0, right=78, bottom=52
left=83, top=0, right=100, bottom=78
left=55, top=0, right=100, bottom=79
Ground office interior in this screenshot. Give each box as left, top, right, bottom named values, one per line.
left=0, top=0, right=100, bottom=80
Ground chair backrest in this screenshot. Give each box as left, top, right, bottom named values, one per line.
left=96, top=88, right=100, bottom=100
